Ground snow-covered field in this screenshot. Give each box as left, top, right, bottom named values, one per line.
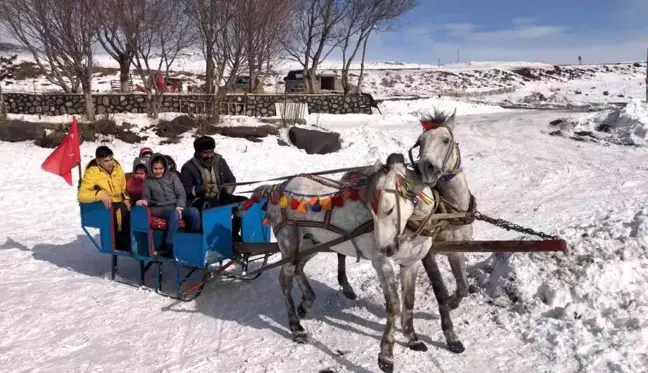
left=2, top=43, right=648, bottom=372
left=2, top=78, right=648, bottom=373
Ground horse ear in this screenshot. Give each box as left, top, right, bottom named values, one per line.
left=446, top=108, right=457, bottom=131
left=369, top=159, right=383, bottom=172
left=386, top=153, right=405, bottom=166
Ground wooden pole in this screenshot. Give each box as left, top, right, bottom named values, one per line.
left=432, top=239, right=567, bottom=253
left=645, top=48, right=647, bottom=103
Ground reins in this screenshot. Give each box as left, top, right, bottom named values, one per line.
left=221, top=165, right=374, bottom=188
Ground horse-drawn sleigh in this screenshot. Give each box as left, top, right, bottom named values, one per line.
left=79, top=109, right=567, bottom=373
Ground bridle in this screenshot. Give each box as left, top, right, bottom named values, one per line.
left=408, top=123, right=462, bottom=182
left=371, top=168, right=439, bottom=255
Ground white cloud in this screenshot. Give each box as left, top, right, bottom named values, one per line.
left=514, top=26, right=563, bottom=39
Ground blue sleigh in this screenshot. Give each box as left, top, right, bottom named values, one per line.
left=80, top=199, right=276, bottom=300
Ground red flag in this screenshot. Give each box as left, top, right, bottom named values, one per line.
left=41, top=116, right=81, bottom=186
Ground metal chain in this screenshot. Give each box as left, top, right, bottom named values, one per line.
left=472, top=211, right=559, bottom=240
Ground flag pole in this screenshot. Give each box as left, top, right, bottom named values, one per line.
left=75, top=115, right=82, bottom=187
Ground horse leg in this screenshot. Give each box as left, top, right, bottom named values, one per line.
left=337, top=253, right=357, bottom=300
left=447, top=252, right=469, bottom=310
left=400, top=263, right=427, bottom=352
left=421, top=251, right=465, bottom=353
left=372, top=256, right=400, bottom=373
left=280, top=262, right=309, bottom=343
left=295, top=253, right=316, bottom=318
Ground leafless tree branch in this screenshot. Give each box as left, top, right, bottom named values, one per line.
left=339, top=0, right=418, bottom=94
left=0, top=0, right=99, bottom=119
left=129, top=0, right=194, bottom=118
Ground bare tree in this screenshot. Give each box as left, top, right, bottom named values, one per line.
left=130, top=0, right=194, bottom=118
left=0, top=0, right=98, bottom=119
left=94, top=0, right=140, bottom=92
left=0, top=55, right=17, bottom=119
left=185, top=0, right=248, bottom=115
left=339, top=0, right=417, bottom=94
left=184, top=0, right=222, bottom=94
left=239, top=0, right=291, bottom=93
left=283, top=0, right=347, bottom=93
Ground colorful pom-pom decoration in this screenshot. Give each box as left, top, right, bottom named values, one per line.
left=290, top=197, right=300, bottom=210
left=311, top=199, right=322, bottom=212
left=297, top=199, right=308, bottom=213
left=320, top=197, right=332, bottom=210
left=279, top=195, right=289, bottom=208
left=309, top=197, right=319, bottom=206
left=349, top=189, right=360, bottom=201
left=332, top=194, right=344, bottom=207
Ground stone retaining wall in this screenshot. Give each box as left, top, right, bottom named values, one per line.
left=0, top=92, right=373, bottom=116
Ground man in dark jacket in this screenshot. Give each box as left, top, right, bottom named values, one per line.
left=180, top=136, right=248, bottom=241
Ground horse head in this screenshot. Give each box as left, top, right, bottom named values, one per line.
left=366, top=153, right=434, bottom=257
left=409, top=108, right=462, bottom=186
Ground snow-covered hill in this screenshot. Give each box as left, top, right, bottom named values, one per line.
left=1, top=48, right=646, bottom=106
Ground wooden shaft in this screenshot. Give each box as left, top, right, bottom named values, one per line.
left=420, top=212, right=472, bottom=221
left=432, top=239, right=567, bottom=253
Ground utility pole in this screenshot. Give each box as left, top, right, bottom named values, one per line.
left=457, top=49, right=460, bottom=63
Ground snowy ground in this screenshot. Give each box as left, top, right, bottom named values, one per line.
left=2, top=93, right=648, bottom=372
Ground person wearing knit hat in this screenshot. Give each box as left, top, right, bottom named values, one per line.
left=180, top=135, right=248, bottom=241
left=132, top=146, right=154, bottom=173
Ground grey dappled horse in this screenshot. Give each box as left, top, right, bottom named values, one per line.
left=336, top=108, right=473, bottom=310
left=251, top=154, right=463, bottom=373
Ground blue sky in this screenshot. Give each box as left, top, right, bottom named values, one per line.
left=366, top=0, right=648, bottom=64
left=1, top=1, right=645, bottom=66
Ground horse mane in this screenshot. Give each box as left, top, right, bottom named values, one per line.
left=250, top=183, right=281, bottom=200
left=420, top=108, right=452, bottom=125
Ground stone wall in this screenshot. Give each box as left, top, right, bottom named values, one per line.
left=0, top=92, right=374, bottom=116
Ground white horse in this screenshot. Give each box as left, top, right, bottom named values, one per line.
left=336, top=108, right=474, bottom=309
left=409, top=108, right=474, bottom=309
left=249, top=154, right=463, bottom=373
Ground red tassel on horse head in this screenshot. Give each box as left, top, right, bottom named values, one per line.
left=420, top=120, right=440, bottom=132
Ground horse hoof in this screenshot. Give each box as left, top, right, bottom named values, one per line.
left=297, top=305, right=309, bottom=318
left=448, top=297, right=462, bottom=310
left=377, top=356, right=394, bottom=373
left=447, top=340, right=465, bottom=354
left=293, top=331, right=309, bottom=344
left=408, top=340, right=428, bottom=352
left=342, top=289, right=357, bottom=300
left=468, top=284, right=479, bottom=294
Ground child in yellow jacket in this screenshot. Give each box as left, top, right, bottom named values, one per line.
left=78, top=146, right=132, bottom=251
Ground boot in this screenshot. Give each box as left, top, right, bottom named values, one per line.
left=157, top=243, right=174, bottom=258
left=232, top=215, right=243, bottom=242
